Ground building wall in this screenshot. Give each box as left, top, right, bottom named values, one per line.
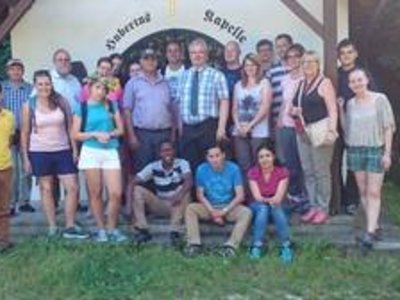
left=11, top=0, right=348, bottom=79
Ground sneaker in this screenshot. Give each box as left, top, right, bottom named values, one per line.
left=279, top=244, right=294, bottom=264
left=93, top=229, right=109, bottom=243
left=344, top=204, right=357, bottom=216
left=311, top=210, right=329, bottom=225
left=108, top=229, right=129, bottom=243
left=134, top=228, right=152, bottom=245
left=77, top=203, right=89, bottom=213
left=182, top=244, right=202, bottom=258
left=300, top=208, right=318, bottom=223
left=170, top=231, right=183, bottom=248
left=18, top=203, right=36, bottom=213
left=9, top=207, right=17, bottom=217
left=360, top=232, right=374, bottom=252
left=218, top=245, right=237, bottom=258
left=48, top=226, right=59, bottom=238
left=249, top=246, right=263, bottom=260
left=63, top=226, right=89, bottom=240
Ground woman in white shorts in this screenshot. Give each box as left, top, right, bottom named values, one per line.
left=72, top=75, right=127, bottom=242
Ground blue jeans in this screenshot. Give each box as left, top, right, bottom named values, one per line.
left=276, top=127, right=304, bottom=196
left=250, top=202, right=290, bottom=247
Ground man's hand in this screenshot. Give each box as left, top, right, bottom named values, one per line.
left=128, top=133, right=140, bottom=151
left=216, top=127, right=227, bottom=142
left=210, top=209, right=225, bottom=225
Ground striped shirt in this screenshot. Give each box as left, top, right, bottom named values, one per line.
left=1, top=80, right=32, bottom=129
left=177, top=66, right=229, bottom=124
left=266, top=61, right=287, bottom=125
left=137, top=158, right=191, bottom=198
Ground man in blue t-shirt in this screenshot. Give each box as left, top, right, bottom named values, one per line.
left=183, top=143, right=252, bottom=257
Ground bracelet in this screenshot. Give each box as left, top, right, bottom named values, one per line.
left=222, top=207, right=229, bottom=214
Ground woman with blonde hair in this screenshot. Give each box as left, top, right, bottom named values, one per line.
left=291, top=51, right=338, bottom=224
left=232, top=53, right=272, bottom=175
left=341, top=68, right=395, bottom=249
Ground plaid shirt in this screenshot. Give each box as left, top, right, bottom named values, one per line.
left=1, top=80, right=32, bottom=129
left=177, top=66, right=229, bottom=124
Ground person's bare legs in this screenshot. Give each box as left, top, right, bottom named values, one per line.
left=39, top=176, right=57, bottom=228
left=103, top=169, right=122, bottom=230
left=354, top=172, right=368, bottom=232
left=58, top=174, right=79, bottom=228
left=365, top=172, right=384, bottom=234
left=85, top=169, right=105, bottom=229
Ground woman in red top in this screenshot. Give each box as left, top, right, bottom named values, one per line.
left=247, top=141, right=293, bottom=262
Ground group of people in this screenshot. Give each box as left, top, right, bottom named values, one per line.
left=0, top=34, right=395, bottom=261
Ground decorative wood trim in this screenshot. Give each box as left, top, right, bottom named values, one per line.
left=280, top=0, right=324, bottom=37
left=0, top=0, right=34, bottom=43
left=323, top=0, right=338, bottom=86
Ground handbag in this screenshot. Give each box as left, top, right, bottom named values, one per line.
left=296, top=79, right=337, bottom=147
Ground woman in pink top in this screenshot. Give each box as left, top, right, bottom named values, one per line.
left=276, top=44, right=308, bottom=210
left=247, top=141, right=293, bottom=263
left=80, top=57, right=123, bottom=103
left=21, top=70, right=88, bottom=239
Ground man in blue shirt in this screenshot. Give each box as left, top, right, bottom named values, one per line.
left=1, top=59, right=34, bottom=215
left=184, top=143, right=252, bottom=257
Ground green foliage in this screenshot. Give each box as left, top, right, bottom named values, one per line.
left=0, top=36, right=11, bottom=80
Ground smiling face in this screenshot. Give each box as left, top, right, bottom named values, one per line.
left=206, top=147, right=225, bottom=170
left=257, top=148, right=275, bottom=169
left=140, top=56, right=158, bottom=74
left=285, top=49, right=302, bottom=71
left=224, top=41, right=240, bottom=65
left=243, top=57, right=258, bottom=79
left=159, top=142, right=176, bottom=166
left=338, top=45, right=358, bottom=69
left=34, top=75, right=53, bottom=99
left=301, top=53, right=320, bottom=78
left=7, top=65, right=24, bottom=82
left=275, top=37, right=292, bottom=61
left=166, top=43, right=183, bottom=65
left=257, top=44, right=273, bottom=64
left=89, top=81, right=107, bottom=101
left=348, top=69, right=369, bottom=96
left=97, top=61, right=113, bottom=78
left=189, top=43, right=208, bottom=68
left=53, top=50, right=71, bottom=76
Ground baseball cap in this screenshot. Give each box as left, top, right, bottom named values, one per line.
left=141, top=48, right=157, bottom=59
left=6, top=59, right=24, bottom=69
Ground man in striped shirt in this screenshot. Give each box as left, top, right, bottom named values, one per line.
left=266, top=34, right=293, bottom=138
left=132, top=141, right=192, bottom=246
left=1, top=59, right=34, bottom=215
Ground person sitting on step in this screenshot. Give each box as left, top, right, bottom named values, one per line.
left=183, top=142, right=252, bottom=258
left=132, top=140, right=192, bottom=247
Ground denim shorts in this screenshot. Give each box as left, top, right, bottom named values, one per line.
left=347, top=146, right=384, bottom=173
left=28, top=149, right=77, bottom=177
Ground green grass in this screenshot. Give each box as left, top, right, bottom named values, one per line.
left=0, top=182, right=399, bottom=300
left=0, top=239, right=400, bottom=300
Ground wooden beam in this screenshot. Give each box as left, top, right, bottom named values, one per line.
left=323, top=0, right=338, bottom=85
left=280, top=0, right=324, bottom=37
left=0, top=0, right=34, bottom=43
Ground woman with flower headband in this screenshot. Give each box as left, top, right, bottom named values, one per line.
left=72, top=76, right=127, bottom=243
left=80, top=57, right=123, bottom=104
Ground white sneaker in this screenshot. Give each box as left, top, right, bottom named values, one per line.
left=94, top=229, right=108, bottom=243
left=108, top=229, right=128, bottom=243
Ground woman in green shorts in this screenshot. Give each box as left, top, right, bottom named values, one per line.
left=341, top=68, right=395, bottom=250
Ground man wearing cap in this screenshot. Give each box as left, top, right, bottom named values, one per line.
left=177, top=38, right=229, bottom=171
left=123, top=48, right=176, bottom=172
left=1, top=59, right=34, bottom=215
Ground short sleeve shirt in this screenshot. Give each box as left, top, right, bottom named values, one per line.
left=74, top=101, right=119, bottom=149
left=247, top=165, right=289, bottom=199
left=137, top=158, right=191, bottom=198
left=0, top=109, right=15, bottom=170
left=196, top=161, right=242, bottom=207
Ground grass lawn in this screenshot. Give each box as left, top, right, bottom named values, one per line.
left=0, top=182, right=399, bottom=300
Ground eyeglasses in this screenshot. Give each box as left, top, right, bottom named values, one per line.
left=301, top=60, right=318, bottom=65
